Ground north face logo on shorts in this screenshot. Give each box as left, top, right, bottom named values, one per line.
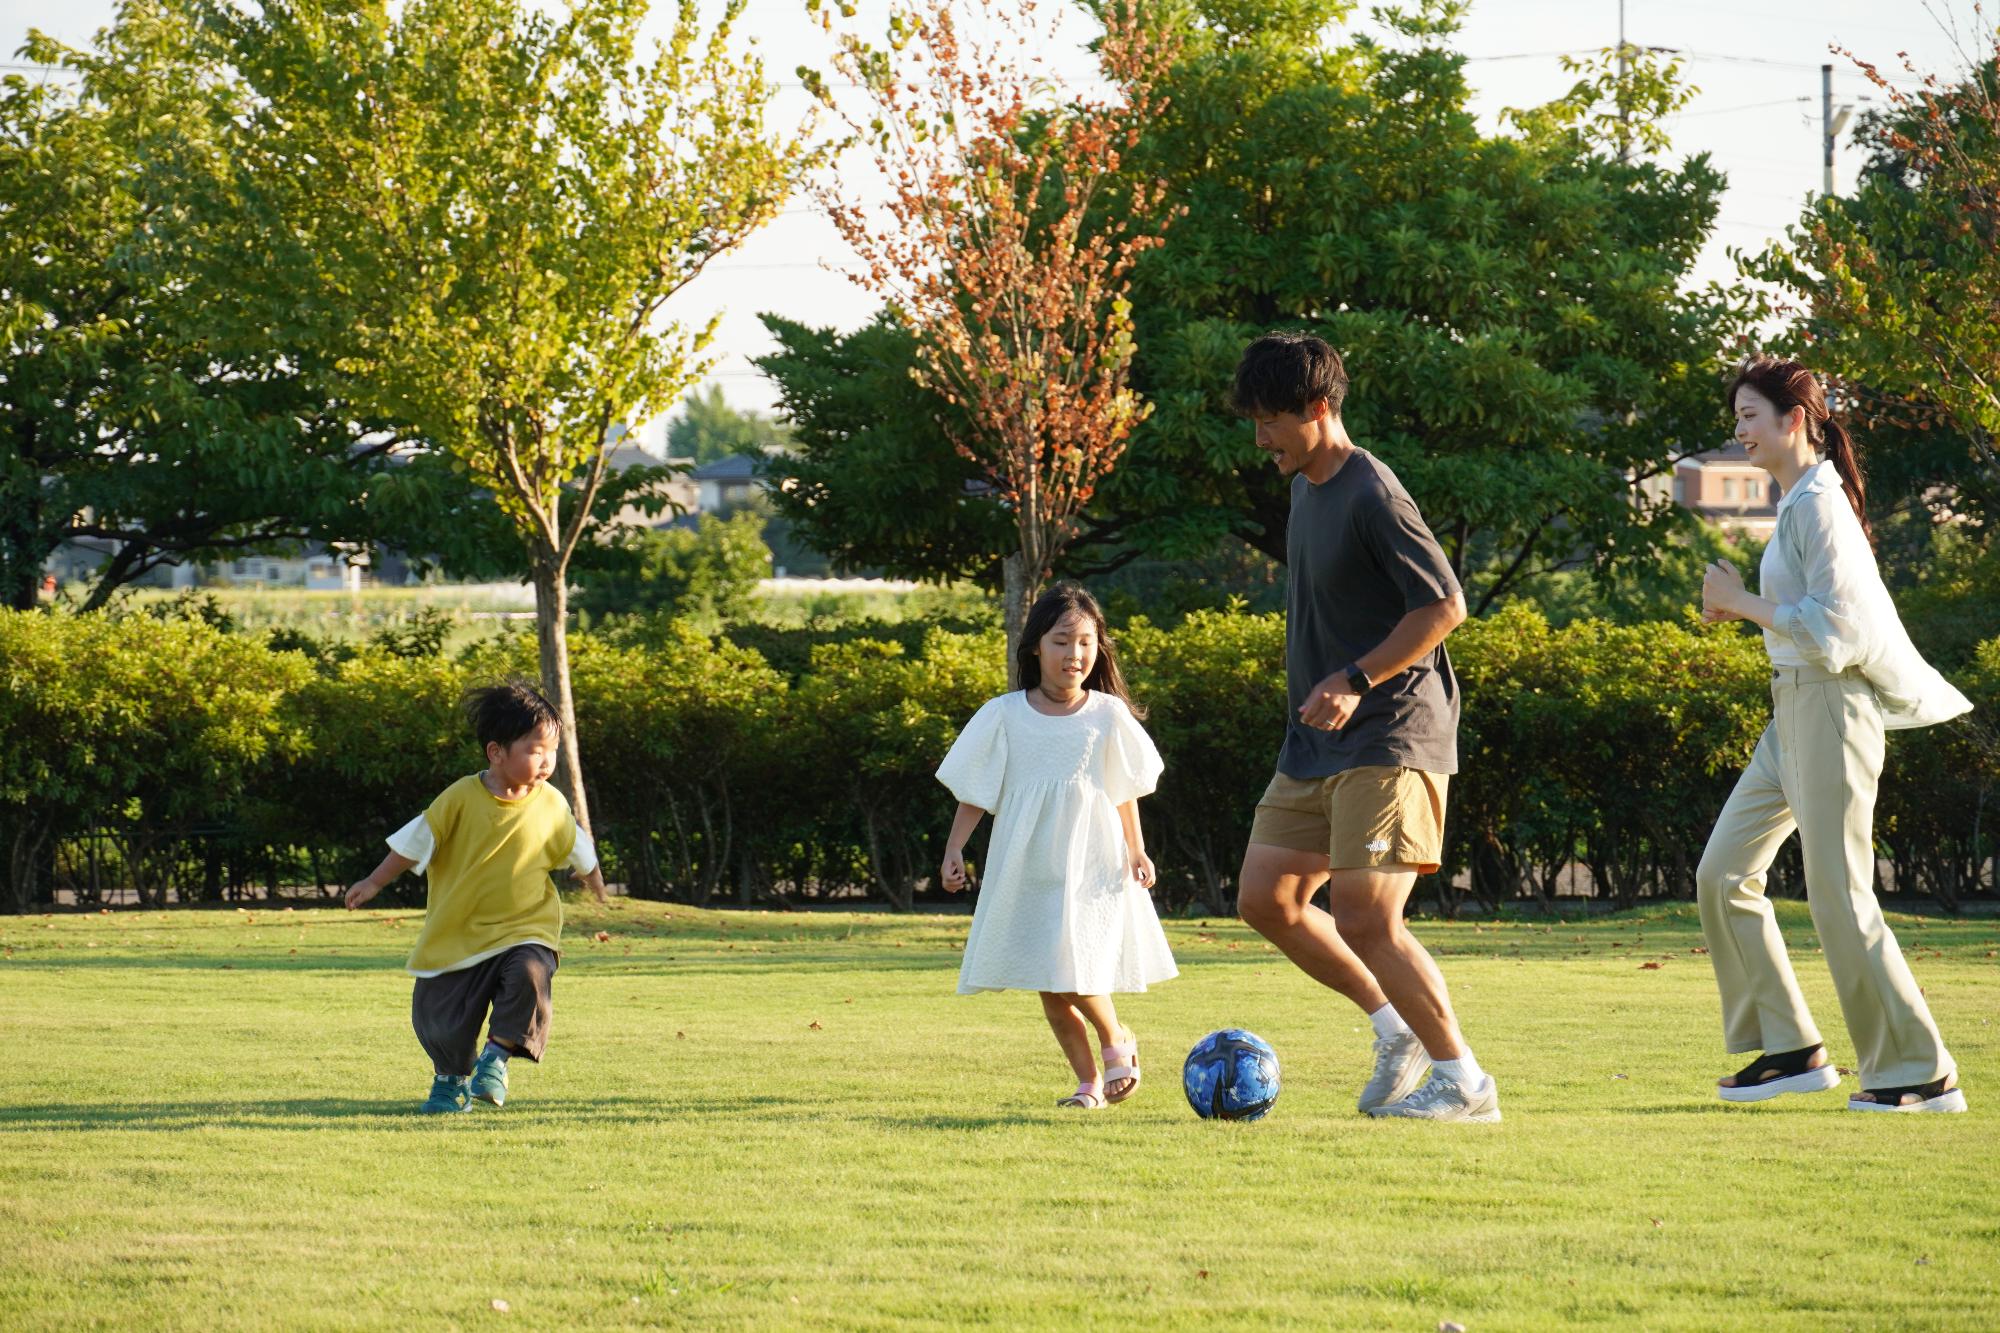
left=1366, top=839, right=1391, bottom=854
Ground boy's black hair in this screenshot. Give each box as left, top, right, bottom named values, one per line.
left=463, top=680, right=561, bottom=751
left=1230, top=332, right=1349, bottom=419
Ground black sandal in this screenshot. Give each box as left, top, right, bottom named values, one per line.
left=1848, top=1073, right=1967, bottom=1114
left=1716, top=1044, right=1839, bottom=1103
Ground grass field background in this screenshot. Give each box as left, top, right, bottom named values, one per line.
left=3, top=900, right=1997, bottom=1329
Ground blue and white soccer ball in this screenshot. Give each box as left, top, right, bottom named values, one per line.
left=1182, top=1028, right=1281, bottom=1121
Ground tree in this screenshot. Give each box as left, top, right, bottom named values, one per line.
left=802, top=0, right=1179, bottom=674
left=665, top=384, right=793, bottom=466
left=755, top=312, right=1010, bottom=581
left=1744, top=42, right=2000, bottom=523
left=197, top=0, right=818, bottom=831
left=761, top=0, right=1758, bottom=612
left=0, top=6, right=494, bottom=612
left=574, top=509, right=770, bottom=624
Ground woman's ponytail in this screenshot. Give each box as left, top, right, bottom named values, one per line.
left=1820, top=415, right=1870, bottom=541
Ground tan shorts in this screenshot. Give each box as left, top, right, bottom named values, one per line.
left=1248, top=766, right=1449, bottom=873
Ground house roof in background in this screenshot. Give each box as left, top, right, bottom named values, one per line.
left=690, top=454, right=761, bottom=482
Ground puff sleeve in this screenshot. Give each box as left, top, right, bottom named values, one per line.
left=1772, top=490, right=1879, bottom=674
left=936, top=697, right=1010, bottom=813
left=1101, top=698, right=1164, bottom=807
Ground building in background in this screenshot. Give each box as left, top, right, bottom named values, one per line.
left=1673, top=443, right=1780, bottom=539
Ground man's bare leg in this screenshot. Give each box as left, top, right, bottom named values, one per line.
left=1235, top=842, right=1390, bottom=1013
left=1326, top=865, right=1465, bottom=1060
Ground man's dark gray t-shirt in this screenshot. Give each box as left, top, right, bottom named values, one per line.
left=1280, top=448, right=1461, bottom=780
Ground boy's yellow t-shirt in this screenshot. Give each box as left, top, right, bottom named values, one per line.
left=406, top=774, right=578, bottom=977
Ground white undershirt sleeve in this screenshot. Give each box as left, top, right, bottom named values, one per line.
left=567, top=825, right=599, bottom=877
left=385, top=814, right=436, bottom=875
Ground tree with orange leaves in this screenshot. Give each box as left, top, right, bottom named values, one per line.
left=801, top=0, right=1178, bottom=678
left=1751, top=39, right=2000, bottom=503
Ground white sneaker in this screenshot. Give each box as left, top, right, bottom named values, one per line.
left=1369, top=1073, right=1502, bottom=1123
left=1356, top=1030, right=1430, bottom=1112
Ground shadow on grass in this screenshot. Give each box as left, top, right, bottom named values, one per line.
left=863, top=1112, right=1042, bottom=1132
left=0, top=1093, right=823, bottom=1132
left=0, top=954, right=399, bottom=973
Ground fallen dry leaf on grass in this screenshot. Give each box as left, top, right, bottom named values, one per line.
left=808, top=1021, right=823, bottom=1031
left=594, top=931, right=610, bottom=943
left=1638, top=961, right=1664, bottom=970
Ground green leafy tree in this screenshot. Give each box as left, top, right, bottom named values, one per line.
left=196, top=0, right=820, bottom=831
left=755, top=313, right=1009, bottom=582
left=665, top=385, right=794, bottom=467
left=574, top=509, right=771, bottom=624
left=0, top=7, right=494, bottom=612
left=759, top=0, right=1757, bottom=610
left=1744, top=45, right=2000, bottom=526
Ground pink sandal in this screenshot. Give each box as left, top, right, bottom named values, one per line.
left=1057, top=1081, right=1106, bottom=1109
left=1103, top=1039, right=1141, bottom=1104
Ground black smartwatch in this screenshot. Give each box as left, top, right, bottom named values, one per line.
left=1344, top=664, right=1373, bottom=695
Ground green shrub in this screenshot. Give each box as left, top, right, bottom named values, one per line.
left=0, top=611, right=311, bottom=909
left=1120, top=609, right=1287, bottom=913
left=4, top=602, right=1992, bottom=912
left=785, top=629, right=1006, bottom=908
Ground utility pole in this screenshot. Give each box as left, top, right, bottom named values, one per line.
left=1822, top=63, right=1855, bottom=196
left=1617, top=0, right=1630, bottom=164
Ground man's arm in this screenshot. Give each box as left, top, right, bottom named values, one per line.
left=1298, top=591, right=1467, bottom=732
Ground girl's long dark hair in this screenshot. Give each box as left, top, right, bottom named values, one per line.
left=1015, top=583, right=1146, bottom=720
left=1727, top=355, right=1870, bottom=540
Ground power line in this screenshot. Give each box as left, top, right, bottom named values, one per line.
left=1674, top=95, right=1815, bottom=119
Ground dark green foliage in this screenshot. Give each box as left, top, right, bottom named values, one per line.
left=573, top=511, right=772, bottom=623
left=7, top=603, right=1993, bottom=912
left=753, top=0, right=1758, bottom=610
left=755, top=314, right=1010, bottom=583
left=0, top=612, right=312, bottom=910
left=0, top=15, right=507, bottom=613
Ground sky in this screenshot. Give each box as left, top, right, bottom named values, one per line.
left=6, top=0, right=1993, bottom=438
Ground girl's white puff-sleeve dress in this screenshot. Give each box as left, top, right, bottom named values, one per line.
left=936, top=690, right=1179, bottom=995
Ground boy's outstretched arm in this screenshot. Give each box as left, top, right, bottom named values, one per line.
left=346, top=852, right=416, bottom=909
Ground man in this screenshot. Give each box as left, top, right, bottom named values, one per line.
left=1231, top=332, right=1497, bottom=1122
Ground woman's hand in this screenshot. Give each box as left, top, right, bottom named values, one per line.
left=1130, top=851, right=1156, bottom=890
left=940, top=848, right=970, bottom=893
left=1702, top=558, right=1747, bottom=623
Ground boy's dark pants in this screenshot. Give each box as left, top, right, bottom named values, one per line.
left=411, top=944, right=559, bottom=1076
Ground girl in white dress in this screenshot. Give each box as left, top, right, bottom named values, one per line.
left=936, top=583, right=1178, bottom=1108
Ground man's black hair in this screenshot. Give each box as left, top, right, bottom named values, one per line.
left=463, top=680, right=560, bottom=751
left=1231, top=332, right=1349, bottom=419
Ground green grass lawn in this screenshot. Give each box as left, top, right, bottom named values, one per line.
left=3, top=900, right=1997, bottom=1330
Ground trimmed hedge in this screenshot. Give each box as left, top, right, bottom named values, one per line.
left=3, top=606, right=1994, bottom=912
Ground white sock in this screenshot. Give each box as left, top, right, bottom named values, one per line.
left=1367, top=1004, right=1412, bottom=1041
left=1432, top=1054, right=1485, bottom=1088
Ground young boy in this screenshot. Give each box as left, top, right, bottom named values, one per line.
left=346, top=681, right=607, bottom=1114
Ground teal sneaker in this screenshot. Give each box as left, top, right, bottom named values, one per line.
left=420, top=1074, right=471, bottom=1115
left=469, top=1049, right=509, bottom=1107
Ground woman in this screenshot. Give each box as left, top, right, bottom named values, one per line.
left=1697, top=355, right=1971, bottom=1113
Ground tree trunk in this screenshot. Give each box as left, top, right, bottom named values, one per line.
left=1, top=448, right=49, bottom=611
left=530, top=557, right=593, bottom=837
left=1001, top=551, right=1040, bottom=689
